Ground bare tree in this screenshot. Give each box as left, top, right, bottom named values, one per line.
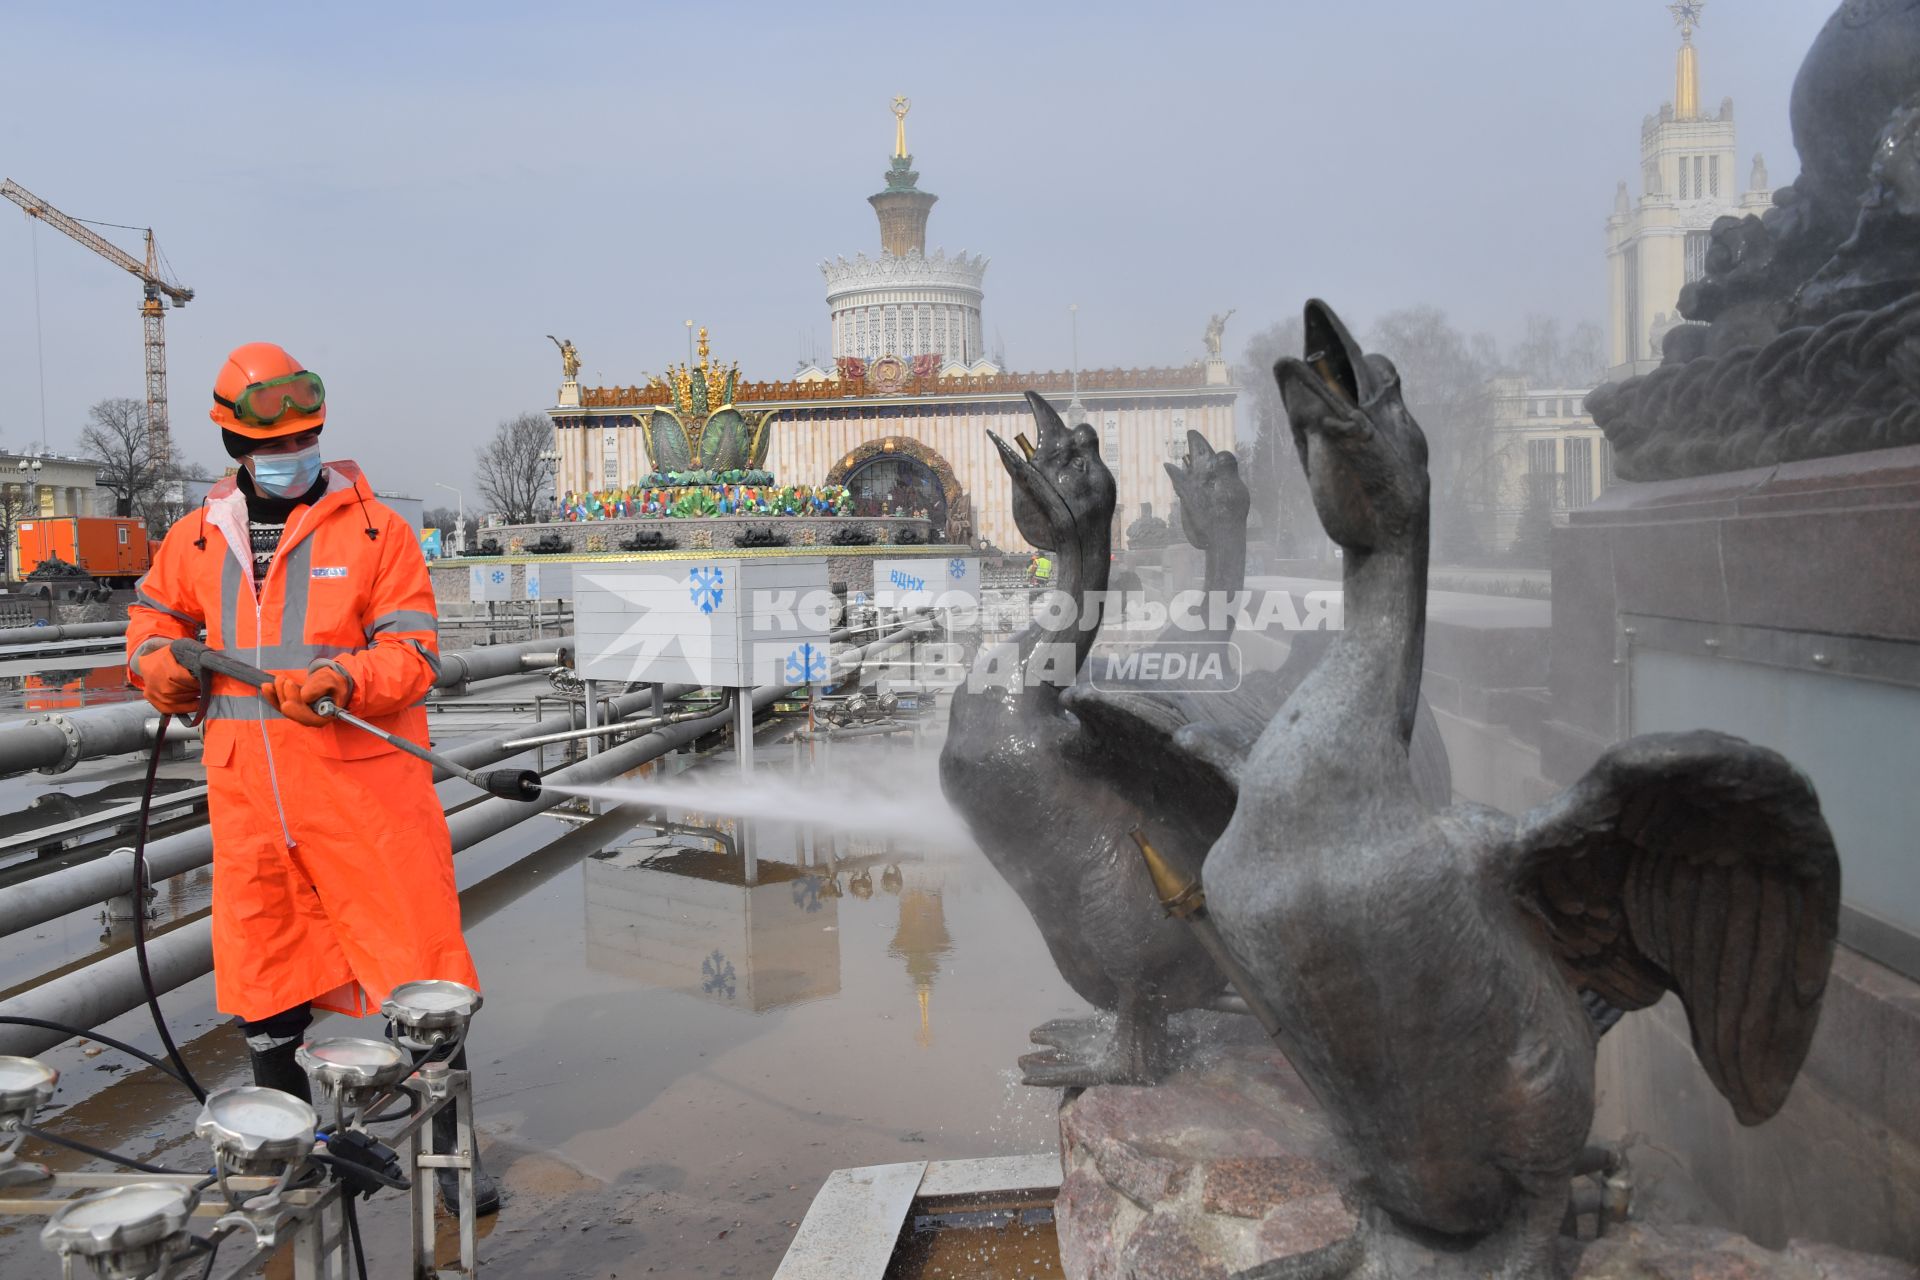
left=423, top=506, right=480, bottom=547
left=1510, top=314, right=1607, bottom=387
left=78, top=398, right=167, bottom=520
left=474, top=413, right=557, bottom=525
left=76, top=398, right=210, bottom=534
left=1238, top=315, right=1318, bottom=557
left=1365, top=307, right=1499, bottom=564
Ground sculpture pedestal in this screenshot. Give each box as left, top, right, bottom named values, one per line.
left=1054, top=1025, right=1920, bottom=1280
left=1055, top=1024, right=1361, bottom=1279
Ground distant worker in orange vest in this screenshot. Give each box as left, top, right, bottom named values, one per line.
left=125, top=342, right=499, bottom=1215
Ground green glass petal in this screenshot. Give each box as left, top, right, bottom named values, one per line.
left=701, top=407, right=746, bottom=473
left=647, top=408, right=693, bottom=474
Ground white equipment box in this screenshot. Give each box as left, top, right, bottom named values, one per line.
left=574, top=556, right=832, bottom=687
left=524, top=561, right=574, bottom=602
left=871, top=556, right=980, bottom=609
left=468, top=563, right=517, bottom=603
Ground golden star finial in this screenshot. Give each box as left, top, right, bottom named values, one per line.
left=891, top=95, right=911, bottom=159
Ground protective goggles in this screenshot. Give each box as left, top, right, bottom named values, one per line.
left=214, top=370, right=325, bottom=428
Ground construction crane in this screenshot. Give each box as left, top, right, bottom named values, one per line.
left=2, top=178, right=193, bottom=459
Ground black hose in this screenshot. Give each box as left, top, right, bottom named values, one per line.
left=0, top=1016, right=194, bottom=1091
left=342, top=1190, right=370, bottom=1280
left=190, top=1231, right=223, bottom=1280
left=130, top=713, right=206, bottom=1102
left=20, top=1123, right=197, bottom=1175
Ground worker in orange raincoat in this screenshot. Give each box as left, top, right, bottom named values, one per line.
left=125, top=342, right=498, bottom=1214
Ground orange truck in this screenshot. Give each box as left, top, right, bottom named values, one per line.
left=16, top=516, right=151, bottom=587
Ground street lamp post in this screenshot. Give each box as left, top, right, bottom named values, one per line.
left=13, top=457, right=44, bottom=585
left=433, top=482, right=465, bottom=556
left=1067, top=303, right=1087, bottom=427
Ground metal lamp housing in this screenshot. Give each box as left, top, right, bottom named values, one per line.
left=296, top=1037, right=409, bottom=1113
left=40, top=1182, right=196, bottom=1280
left=195, top=1086, right=317, bottom=1176
left=0, top=1055, right=57, bottom=1133
left=381, top=979, right=482, bottom=1050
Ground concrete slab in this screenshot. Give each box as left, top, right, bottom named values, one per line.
left=772, top=1160, right=926, bottom=1280
left=774, top=1154, right=1063, bottom=1278
left=918, top=1153, right=1063, bottom=1198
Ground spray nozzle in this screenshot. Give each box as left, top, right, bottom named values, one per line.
left=473, top=769, right=542, bottom=802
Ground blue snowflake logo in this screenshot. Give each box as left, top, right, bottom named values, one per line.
left=490, top=569, right=506, bottom=585
left=785, top=642, right=828, bottom=683
left=701, top=949, right=737, bottom=1000
left=689, top=566, right=725, bottom=614
left=791, top=877, right=823, bottom=913
left=947, top=557, right=967, bottom=580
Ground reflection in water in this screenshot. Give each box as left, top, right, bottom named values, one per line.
left=890, top=889, right=953, bottom=1048
left=24, top=666, right=135, bottom=712
left=584, top=830, right=843, bottom=1011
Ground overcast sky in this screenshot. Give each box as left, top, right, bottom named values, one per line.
left=0, top=1, right=1832, bottom=502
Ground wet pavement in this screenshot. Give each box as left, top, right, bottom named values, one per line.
left=0, top=675, right=1088, bottom=1279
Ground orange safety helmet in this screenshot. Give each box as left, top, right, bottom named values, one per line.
left=209, top=342, right=327, bottom=441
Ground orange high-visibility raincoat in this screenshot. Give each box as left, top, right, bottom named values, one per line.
left=127, top=462, right=479, bottom=1022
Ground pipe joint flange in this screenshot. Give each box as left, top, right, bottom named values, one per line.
left=33, top=713, right=84, bottom=775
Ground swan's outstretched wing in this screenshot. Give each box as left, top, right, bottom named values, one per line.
left=1058, top=683, right=1258, bottom=844
left=1504, top=731, right=1839, bottom=1124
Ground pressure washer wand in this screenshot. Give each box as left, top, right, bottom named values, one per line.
left=169, top=638, right=541, bottom=801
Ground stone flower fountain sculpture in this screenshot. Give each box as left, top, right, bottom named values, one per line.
left=638, top=329, right=780, bottom=476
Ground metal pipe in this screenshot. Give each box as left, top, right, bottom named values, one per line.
left=433, top=638, right=573, bottom=689
left=1128, top=828, right=1287, bottom=1040
left=495, top=709, right=712, bottom=751
left=0, top=918, right=213, bottom=1058
left=0, top=702, right=175, bottom=777
left=0, top=620, right=127, bottom=647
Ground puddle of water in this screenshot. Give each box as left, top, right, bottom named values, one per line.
left=890, top=1207, right=1063, bottom=1280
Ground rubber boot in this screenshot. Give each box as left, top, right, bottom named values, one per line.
left=249, top=1040, right=313, bottom=1104
left=433, top=1048, right=500, bottom=1217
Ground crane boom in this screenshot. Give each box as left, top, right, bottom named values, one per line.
left=1, top=178, right=193, bottom=458
left=0, top=180, right=193, bottom=304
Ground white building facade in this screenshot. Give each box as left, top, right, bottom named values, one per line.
left=824, top=251, right=988, bottom=367
left=1604, top=18, right=1771, bottom=379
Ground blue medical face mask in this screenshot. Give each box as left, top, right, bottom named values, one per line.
left=247, top=444, right=324, bottom=499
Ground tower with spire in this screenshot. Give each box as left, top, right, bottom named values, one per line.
left=1604, top=2, right=1772, bottom=378
left=822, top=98, right=991, bottom=372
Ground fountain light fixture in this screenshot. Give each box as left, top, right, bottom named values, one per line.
left=40, top=1182, right=198, bottom=1280
left=297, top=1037, right=410, bottom=1126
left=381, top=979, right=483, bottom=1051
left=196, top=1086, right=317, bottom=1181
left=0, top=1055, right=57, bottom=1188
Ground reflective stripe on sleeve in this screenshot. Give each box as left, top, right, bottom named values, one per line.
left=366, top=610, right=438, bottom=641
left=403, top=638, right=442, bottom=677
left=132, top=590, right=200, bottom=627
